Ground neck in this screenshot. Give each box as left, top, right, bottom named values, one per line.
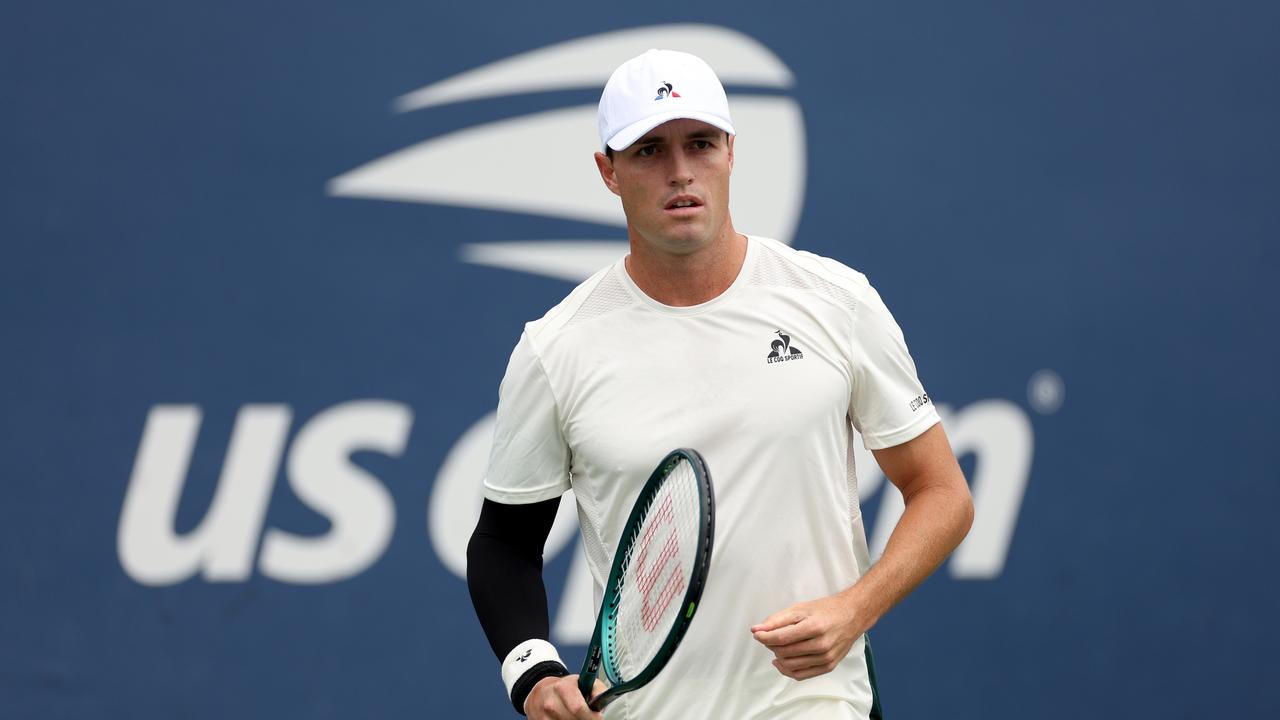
left=624, top=224, right=747, bottom=307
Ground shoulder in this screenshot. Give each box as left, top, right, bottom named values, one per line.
left=748, top=236, right=878, bottom=312
left=522, top=261, right=638, bottom=353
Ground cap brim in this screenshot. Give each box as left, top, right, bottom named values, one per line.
left=605, top=109, right=736, bottom=151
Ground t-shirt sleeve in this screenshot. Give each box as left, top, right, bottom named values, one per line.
left=847, top=283, right=941, bottom=450
left=483, top=330, right=572, bottom=504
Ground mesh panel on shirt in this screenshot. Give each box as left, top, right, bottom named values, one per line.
left=576, top=499, right=613, bottom=589
left=567, top=270, right=636, bottom=327
left=749, top=245, right=859, bottom=311
left=845, top=421, right=861, bottom=524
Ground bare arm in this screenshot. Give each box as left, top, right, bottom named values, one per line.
left=751, top=422, right=974, bottom=679
left=848, top=421, right=974, bottom=626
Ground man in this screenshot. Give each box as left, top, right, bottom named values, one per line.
left=467, top=49, right=973, bottom=719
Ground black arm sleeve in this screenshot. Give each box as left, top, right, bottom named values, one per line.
left=466, top=497, right=562, bottom=661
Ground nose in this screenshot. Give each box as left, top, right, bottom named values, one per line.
left=668, top=147, right=694, bottom=187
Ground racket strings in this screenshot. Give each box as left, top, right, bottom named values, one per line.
left=607, top=459, right=703, bottom=683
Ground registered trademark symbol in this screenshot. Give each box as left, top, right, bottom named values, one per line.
left=1027, top=369, right=1064, bottom=414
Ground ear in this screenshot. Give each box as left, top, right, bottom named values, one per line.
left=594, top=151, right=621, bottom=197
left=726, top=135, right=735, bottom=174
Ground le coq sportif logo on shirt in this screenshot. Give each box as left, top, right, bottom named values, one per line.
left=766, top=330, right=804, bottom=364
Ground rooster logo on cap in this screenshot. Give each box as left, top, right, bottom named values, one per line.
left=654, top=81, right=681, bottom=100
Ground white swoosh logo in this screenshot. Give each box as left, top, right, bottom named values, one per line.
left=393, top=23, right=794, bottom=112
left=328, top=25, right=806, bottom=282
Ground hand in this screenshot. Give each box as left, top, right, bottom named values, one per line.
left=525, top=674, right=606, bottom=720
left=750, top=592, right=868, bottom=681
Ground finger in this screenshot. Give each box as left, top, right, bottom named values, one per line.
left=772, top=656, right=838, bottom=681
left=767, top=636, right=830, bottom=659
left=554, top=680, right=600, bottom=720
left=788, top=663, right=839, bottom=681
left=774, top=652, right=832, bottom=672
left=579, top=680, right=607, bottom=718
left=753, top=618, right=817, bottom=647
left=751, top=607, right=805, bottom=634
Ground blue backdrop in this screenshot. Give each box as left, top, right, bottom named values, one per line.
left=3, top=2, right=1278, bottom=718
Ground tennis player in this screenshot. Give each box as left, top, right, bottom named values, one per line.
left=466, top=49, right=974, bottom=719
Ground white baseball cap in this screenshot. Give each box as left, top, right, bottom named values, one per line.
left=597, top=49, right=736, bottom=151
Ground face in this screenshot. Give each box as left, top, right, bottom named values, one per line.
left=594, top=119, right=735, bottom=256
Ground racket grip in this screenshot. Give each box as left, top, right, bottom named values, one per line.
left=588, top=690, right=619, bottom=712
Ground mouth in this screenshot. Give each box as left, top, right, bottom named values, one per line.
left=664, top=195, right=703, bottom=213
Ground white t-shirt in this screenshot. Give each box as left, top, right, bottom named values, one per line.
left=485, top=236, right=940, bottom=720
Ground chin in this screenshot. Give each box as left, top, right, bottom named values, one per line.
left=661, top=236, right=715, bottom=257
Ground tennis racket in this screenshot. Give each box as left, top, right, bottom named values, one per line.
left=577, top=448, right=715, bottom=711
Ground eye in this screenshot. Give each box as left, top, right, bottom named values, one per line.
left=692, top=140, right=712, bottom=151
left=636, top=145, right=658, bottom=157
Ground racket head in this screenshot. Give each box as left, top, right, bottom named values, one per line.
left=582, top=447, right=715, bottom=709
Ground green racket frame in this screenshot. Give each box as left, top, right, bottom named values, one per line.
left=577, top=448, right=716, bottom=711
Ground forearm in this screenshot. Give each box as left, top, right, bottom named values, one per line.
left=468, top=498, right=574, bottom=715
left=749, top=469, right=972, bottom=680
left=845, top=472, right=973, bottom=629
left=467, top=532, right=551, bottom=659
left=749, top=425, right=972, bottom=680
left=466, top=498, right=560, bottom=659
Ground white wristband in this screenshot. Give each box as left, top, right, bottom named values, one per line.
left=502, top=638, right=567, bottom=699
